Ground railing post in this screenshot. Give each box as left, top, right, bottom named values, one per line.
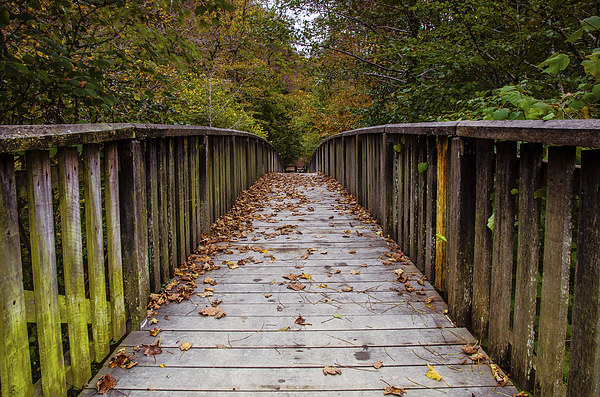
left=424, top=136, right=437, bottom=281
left=26, top=150, right=67, bottom=395
left=0, top=154, right=33, bottom=396
left=445, top=136, right=476, bottom=328
left=568, top=149, right=600, bottom=397
left=118, top=140, right=149, bottom=330
left=435, top=136, right=448, bottom=291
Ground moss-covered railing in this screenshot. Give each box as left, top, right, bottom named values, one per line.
left=0, top=124, right=282, bottom=395
left=309, top=120, right=600, bottom=397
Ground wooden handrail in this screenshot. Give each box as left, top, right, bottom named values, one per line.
left=309, top=120, right=600, bottom=397
left=0, top=124, right=283, bottom=395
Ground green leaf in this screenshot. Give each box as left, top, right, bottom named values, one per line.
left=533, top=187, right=546, bottom=199
left=487, top=213, right=494, bottom=231
left=0, top=7, right=10, bottom=27
left=393, top=144, right=402, bottom=152
left=332, top=313, right=342, bottom=319
left=568, top=99, right=585, bottom=110
left=538, top=53, right=570, bottom=75
left=582, top=53, right=600, bottom=79
left=542, top=112, right=556, bottom=120
left=511, top=188, right=518, bottom=195
left=583, top=16, right=600, bottom=31
left=566, top=27, right=583, bottom=42
left=435, top=234, right=447, bottom=243
left=418, top=162, right=428, bottom=173
left=583, top=92, right=598, bottom=104
left=593, top=84, right=600, bottom=97
left=492, top=108, right=510, bottom=120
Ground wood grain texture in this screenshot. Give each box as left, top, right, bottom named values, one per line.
left=26, top=150, right=67, bottom=395
left=424, top=136, right=437, bottom=281
left=536, top=146, right=575, bottom=396
left=471, top=139, right=494, bottom=338
left=488, top=141, right=517, bottom=366
left=568, top=149, right=600, bottom=397
left=146, top=139, right=161, bottom=292
left=435, top=136, right=448, bottom=291
left=57, top=147, right=91, bottom=387
left=0, top=154, right=33, bottom=396
left=83, top=144, right=110, bottom=361
left=511, top=143, right=543, bottom=390
left=446, top=137, right=476, bottom=328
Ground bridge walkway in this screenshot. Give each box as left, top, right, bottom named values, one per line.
left=82, top=173, right=518, bottom=396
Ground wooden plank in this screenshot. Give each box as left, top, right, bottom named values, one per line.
left=471, top=139, right=494, bottom=338
left=167, top=138, right=177, bottom=270
left=146, top=139, right=161, bottom=292
left=416, top=136, right=427, bottom=271
left=119, top=140, right=149, bottom=330
left=158, top=139, right=171, bottom=283
left=57, top=147, right=91, bottom=387
left=83, top=144, right=111, bottom=360
left=536, top=146, right=576, bottom=396
left=511, top=143, right=543, bottom=389
left=568, top=149, right=600, bottom=397
left=26, top=150, right=67, bottom=395
left=424, top=136, right=437, bottom=281
left=435, top=136, right=448, bottom=291
left=176, top=138, right=187, bottom=264
left=446, top=137, right=476, bottom=328
left=488, top=141, right=517, bottom=366
left=0, top=154, right=33, bottom=396
left=104, top=142, right=126, bottom=340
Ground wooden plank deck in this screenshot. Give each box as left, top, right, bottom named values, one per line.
left=82, top=173, right=519, bottom=396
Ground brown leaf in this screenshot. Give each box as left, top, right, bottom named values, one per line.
left=199, top=305, right=227, bottom=319
left=179, top=342, right=192, bottom=351
left=350, top=270, right=361, bottom=275
left=142, top=338, right=162, bottom=357
left=203, top=277, right=217, bottom=286
left=383, top=385, right=406, bottom=396
left=294, top=315, right=311, bottom=326
left=96, top=374, right=117, bottom=394
left=108, top=351, right=137, bottom=369
left=287, top=282, right=305, bottom=291
left=348, top=250, right=357, bottom=254
left=341, top=286, right=353, bottom=292
left=461, top=342, right=479, bottom=355
left=264, top=293, right=273, bottom=298
left=323, top=366, right=342, bottom=375
left=513, top=392, right=529, bottom=397
left=373, top=361, right=383, bottom=369
left=283, top=273, right=298, bottom=281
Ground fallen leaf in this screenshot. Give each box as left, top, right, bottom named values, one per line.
left=96, top=374, right=117, bottom=394
left=425, top=296, right=434, bottom=304
left=490, top=364, right=508, bottom=386
left=198, top=291, right=213, bottom=298
left=199, top=305, right=227, bottom=319
left=142, top=338, right=162, bottom=358
left=179, top=342, right=192, bottom=351
left=426, top=364, right=442, bottom=381
left=393, top=268, right=404, bottom=276
left=341, top=286, right=353, bottom=292
left=203, top=277, right=217, bottom=286
left=159, top=363, right=165, bottom=368
left=350, top=270, right=361, bottom=275
left=149, top=318, right=158, bottom=325
left=216, top=344, right=228, bottom=349
left=287, top=282, right=305, bottom=291
left=461, top=342, right=479, bottom=355
left=332, top=313, right=343, bottom=319
left=108, top=351, right=137, bottom=370
left=264, top=293, right=273, bottom=298
left=513, top=392, right=528, bottom=397
left=348, top=250, right=357, bottom=254
left=278, top=326, right=290, bottom=331
left=470, top=352, right=487, bottom=363
left=383, top=385, right=406, bottom=396
left=295, top=315, right=311, bottom=326
left=318, top=283, right=328, bottom=288
left=374, top=361, right=383, bottom=369
left=320, top=251, right=328, bottom=255
left=149, top=327, right=160, bottom=337
left=323, top=366, right=342, bottom=375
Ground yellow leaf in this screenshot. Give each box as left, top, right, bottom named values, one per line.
left=159, top=364, right=165, bottom=368
left=426, top=364, right=442, bottom=381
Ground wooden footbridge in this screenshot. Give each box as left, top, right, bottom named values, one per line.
left=0, top=121, right=599, bottom=396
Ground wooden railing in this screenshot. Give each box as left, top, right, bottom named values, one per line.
left=0, top=124, right=282, bottom=395
left=309, top=120, right=600, bottom=397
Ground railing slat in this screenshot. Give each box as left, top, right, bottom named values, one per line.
left=424, top=136, right=437, bottom=281
left=176, top=138, right=187, bottom=264
left=104, top=142, right=126, bottom=340
left=26, top=150, right=67, bottom=395
left=435, top=136, right=448, bottom=291
left=536, top=146, right=576, bottom=396
left=489, top=141, right=518, bottom=366
left=0, top=154, right=33, bottom=396
left=472, top=139, right=494, bottom=338
left=83, top=144, right=110, bottom=360
left=446, top=137, right=476, bottom=327
left=416, top=137, right=427, bottom=271
left=158, top=139, right=171, bottom=283
left=568, top=149, right=600, bottom=397
left=167, top=138, right=177, bottom=270
left=146, top=140, right=161, bottom=292
left=57, top=147, right=91, bottom=387
left=190, top=137, right=199, bottom=247
left=511, top=143, right=543, bottom=389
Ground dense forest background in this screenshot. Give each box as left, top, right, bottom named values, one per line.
left=1, top=0, right=599, bottom=164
